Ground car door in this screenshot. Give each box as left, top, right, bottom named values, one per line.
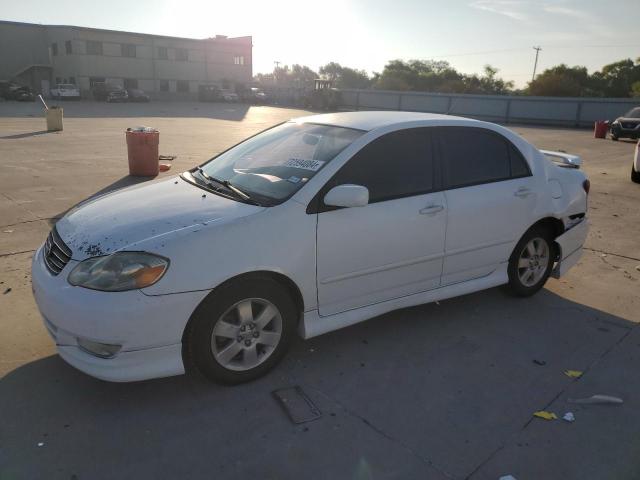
left=436, top=126, right=536, bottom=285
left=314, top=128, right=447, bottom=316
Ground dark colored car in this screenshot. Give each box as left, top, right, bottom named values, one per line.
left=0, top=81, right=35, bottom=101
left=127, top=89, right=150, bottom=102
left=198, top=84, right=222, bottom=102
left=106, top=89, right=128, bottom=103
left=610, top=107, right=640, bottom=141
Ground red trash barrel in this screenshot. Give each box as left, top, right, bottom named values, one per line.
left=126, top=127, right=159, bottom=176
left=593, top=121, right=608, bottom=139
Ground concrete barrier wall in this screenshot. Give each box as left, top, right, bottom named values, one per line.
left=340, top=89, right=639, bottom=127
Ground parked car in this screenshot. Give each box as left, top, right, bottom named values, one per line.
left=50, top=83, right=81, bottom=100
left=198, top=84, right=222, bottom=102
left=31, top=112, right=589, bottom=384
left=127, top=89, right=150, bottom=102
left=106, top=88, right=128, bottom=103
left=219, top=89, right=239, bottom=102
left=245, top=87, right=269, bottom=104
left=0, top=81, right=35, bottom=101
left=610, top=107, right=640, bottom=141
left=632, top=141, right=640, bottom=183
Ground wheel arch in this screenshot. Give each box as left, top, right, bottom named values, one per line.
left=516, top=216, right=565, bottom=261
left=181, top=270, right=305, bottom=345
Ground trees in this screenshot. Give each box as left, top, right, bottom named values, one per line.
left=526, top=64, right=591, bottom=97
left=591, top=58, right=640, bottom=97
left=254, top=57, right=640, bottom=98
left=319, top=62, right=371, bottom=89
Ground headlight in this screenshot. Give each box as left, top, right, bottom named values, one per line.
left=68, top=252, right=169, bottom=291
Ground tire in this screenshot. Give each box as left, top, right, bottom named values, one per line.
left=611, top=134, right=619, bottom=141
left=632, top=165, right=640, bottom=184
left=505, top=226, right=556, bottom=297
left=186, top=276, right=297, bottom=384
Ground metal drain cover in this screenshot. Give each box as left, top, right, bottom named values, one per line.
left=272, top=386, right=322, bottom=424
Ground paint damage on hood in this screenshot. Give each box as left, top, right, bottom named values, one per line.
left=55, top=176, right=264, bottom=260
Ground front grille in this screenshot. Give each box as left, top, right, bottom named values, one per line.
left=621, top=122, right=639, bottom=129
left=43, top=227, right=72, bottom=275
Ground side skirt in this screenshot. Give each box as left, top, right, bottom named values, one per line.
left=299, top=266, right=508, bottom=339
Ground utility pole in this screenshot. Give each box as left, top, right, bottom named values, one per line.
left=532, top=46, right=542, bottom=82
left=274, top=60, right=281, bottom=70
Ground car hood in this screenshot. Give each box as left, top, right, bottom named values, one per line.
left=56, top=176, right=264, bottom=260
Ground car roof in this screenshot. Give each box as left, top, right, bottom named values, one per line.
left=292, top=111, right=479, bottom=132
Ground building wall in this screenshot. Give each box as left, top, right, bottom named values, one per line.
left=0, top=21, right=252, bottom=98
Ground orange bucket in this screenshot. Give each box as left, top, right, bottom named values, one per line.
left=126, top=127, right=159, bottom=176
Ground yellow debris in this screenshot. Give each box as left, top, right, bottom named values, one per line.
left=533, top=411, right=557, bottom=420
left=564, top=370, right=583, bottom=378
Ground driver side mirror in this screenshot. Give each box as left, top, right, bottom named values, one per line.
left=323, top=184, right=369, bottom=208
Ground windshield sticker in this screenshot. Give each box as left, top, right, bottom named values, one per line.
left=287, top=176, right=302, bottom=184
left=284, top=158, right=325, bottom=171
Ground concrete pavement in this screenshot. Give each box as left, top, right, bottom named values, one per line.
left=1, top=101, right=639, bottom=479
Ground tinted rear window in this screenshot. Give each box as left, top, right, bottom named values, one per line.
left=440, top=128, right=511, bottom=188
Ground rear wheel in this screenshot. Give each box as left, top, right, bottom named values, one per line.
left=186, top=276, right=297, bottom=384
left=505, top=226, right=556, bottom=297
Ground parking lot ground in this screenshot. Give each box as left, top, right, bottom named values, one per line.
left=1, top=101, right=639, bottom=480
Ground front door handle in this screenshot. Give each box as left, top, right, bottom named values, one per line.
left=514, top=187, right=533, bottom=198
left=419, top=205, right=444, bottom=215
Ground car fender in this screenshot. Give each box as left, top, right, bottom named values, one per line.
left=136, top=200, right=318, bottom=311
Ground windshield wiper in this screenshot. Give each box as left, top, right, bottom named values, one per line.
left=194, top=167, right=261, bottom=205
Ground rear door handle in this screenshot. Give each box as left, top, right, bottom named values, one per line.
left=419, top=205, right=444, bottom=215
left=514, top=187, right=533, bottom=198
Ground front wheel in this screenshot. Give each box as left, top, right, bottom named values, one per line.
left=505, top=227, right=556, bottom=297
left=632, top=164, right=640, bottom=184
left=186, top=276, right=297, bottom=384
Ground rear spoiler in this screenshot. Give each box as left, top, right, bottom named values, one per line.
left=540, top=150, right=582, bottom=169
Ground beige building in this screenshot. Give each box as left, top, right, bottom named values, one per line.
left=0, top=20, right=252, bottom=98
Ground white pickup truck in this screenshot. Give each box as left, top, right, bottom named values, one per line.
left=50, top=83, right=81, bottom=100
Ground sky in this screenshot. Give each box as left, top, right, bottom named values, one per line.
left=2, top=0, right=639, bottom=87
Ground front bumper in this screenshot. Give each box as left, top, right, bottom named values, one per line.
left=611, top=124, right=640, bottom=138
left=31, top=244, right=209, bottom=382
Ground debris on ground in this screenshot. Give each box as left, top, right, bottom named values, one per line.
left=564, top=370, right=583, bottom=378
left=159, top=155, right=176, bottom=161
left=37, top=442, right=44, bottom=447
left=272, top=386, right=322, bottom=424
left=159, top=163, right=172, bottom=172
left=3, top=288, right=11, bottom=294
left=533, top=411, right=557, bottom=420
left=568, top=394, right=623, bottom=405
left=533, top=359, right=546, bottom=366
left=563, top=412, right=575, bottom=422
left=3, top=229, right=13, bottom=233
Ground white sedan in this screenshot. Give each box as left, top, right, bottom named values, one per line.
left=49, top=83, right=81, bottom=100
left=31, top=112, right=589, bottom=384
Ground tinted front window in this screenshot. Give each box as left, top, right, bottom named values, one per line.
left=440, top=128, right=511, bottom=188
left=199, top=123, right=363, bottom=204
left=329, top=128, right=434, bottom=204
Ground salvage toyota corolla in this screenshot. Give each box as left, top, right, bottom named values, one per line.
left=32, top=112, right=590, bottom=384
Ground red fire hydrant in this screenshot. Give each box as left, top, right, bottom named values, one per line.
left=126, top=127, right=159, bottom=176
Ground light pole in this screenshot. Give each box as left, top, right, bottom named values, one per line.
left=532, top=46, right=542, bottom=82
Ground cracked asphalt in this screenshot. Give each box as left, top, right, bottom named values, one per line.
left=1, top=101, right=639, bottom=480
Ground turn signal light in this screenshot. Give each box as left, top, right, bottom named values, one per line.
left=583, top=179, right=590, bottom=195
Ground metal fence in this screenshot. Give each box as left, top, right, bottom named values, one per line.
left=338, top=89, right=639, bottom=127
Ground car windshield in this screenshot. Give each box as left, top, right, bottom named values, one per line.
left=623, top=107, right=640, bottom=118
left=198, top=122, right=363, bottom=204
